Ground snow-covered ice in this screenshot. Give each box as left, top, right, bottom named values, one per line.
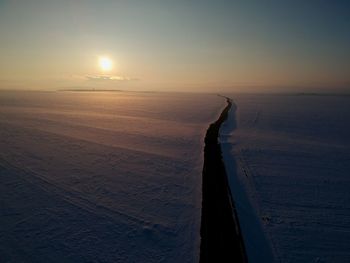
left=220, top=94, right=350, bottom=262
left=0, top=91, right=224, bottom=262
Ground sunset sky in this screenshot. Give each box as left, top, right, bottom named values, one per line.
left=0, top=0, right=349, bottom=92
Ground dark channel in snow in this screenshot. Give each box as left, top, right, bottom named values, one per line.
left=200, top=96, right=247, bottom=263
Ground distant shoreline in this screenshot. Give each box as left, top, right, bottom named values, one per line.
left=58, top=89, right=123, bottom=92
left=1, top=89, right=349, bottom=97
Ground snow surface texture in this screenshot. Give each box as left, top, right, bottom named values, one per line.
left=220, top=94, right=350, bottom=262
left=0, top=91, right=224, bottom=263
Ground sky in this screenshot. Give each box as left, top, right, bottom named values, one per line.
left=0, top=0, right=349, bottom=92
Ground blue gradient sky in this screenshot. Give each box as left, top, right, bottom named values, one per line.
left=0, top=0, right=349, bottom=92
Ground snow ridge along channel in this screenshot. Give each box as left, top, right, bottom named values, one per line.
left=220, top=97, right=275, bottom=263
left=199, top=96, right=247, bottom=263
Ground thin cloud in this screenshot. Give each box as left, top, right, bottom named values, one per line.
left=85, top=75, right=138, bottom=81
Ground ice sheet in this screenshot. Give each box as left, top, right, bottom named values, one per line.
left=220, top=94, right=350, bottom=262
left=0, top=91, right=224, bottom=263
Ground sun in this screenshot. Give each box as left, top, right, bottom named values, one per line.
left=98, top=56, right=113, bottom=71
